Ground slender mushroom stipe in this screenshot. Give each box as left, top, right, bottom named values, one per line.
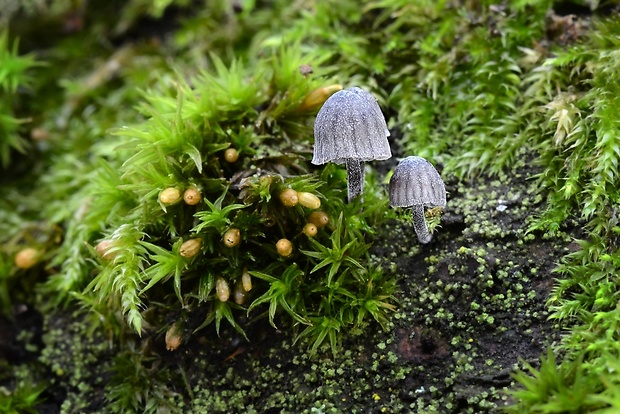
left=313, top=87, right=391, bottom=202
left=389, top=156, right=446, bottom=244
left=345, top=159, right=365, bottom=202
left=412, top=204, right=432, bottom=244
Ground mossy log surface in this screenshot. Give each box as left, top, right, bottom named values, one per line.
left=2, top=1, right=619, bottom=413
left=3, top=165, right=565, bottom=412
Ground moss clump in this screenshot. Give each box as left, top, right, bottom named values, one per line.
left=54, top=48, right=397, bottom=358
left=503, top=15, right=620, bottom=414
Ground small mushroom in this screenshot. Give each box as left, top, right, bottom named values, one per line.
left=389, top=156, right=446, bottom=244
left=313, top=87, right=391, bottom=202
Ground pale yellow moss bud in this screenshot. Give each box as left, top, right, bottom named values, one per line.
left=95, top=240, right=116, bottom=260
left=299, top=84, right=343, bottom=111
left=223, top=228, right=241, bottom=248
left=15, top=247, right=41, bottom=269
left=303, top=223, right=318, bottom=237
left=180, top=238, right=202, bottom=258
left=159, top=187, right=181, bottom=205
left=216, top=277, right=230, bottom=302
left=183, top=187, right=202, bottom=205
left=233, top=282, right=247, bottom=305
left=30, top=127, right=50, bottom=141
left=298, top=192, right=321, bottom=209
left=307, top=211, right=329, bottom=228
left=276, top=238, right=293, bottom=257
left=279, top=188, right=299, bottom=207
left=241, top=268, right=252, bottom=292
left=224, top=148, right=239, bottom=163
left=165, top=323, right=182, bottom=351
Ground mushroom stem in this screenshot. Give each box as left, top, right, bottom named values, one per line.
left=345, top=159, right=365, bottom=203
left=412, top=205, right=432, bottom=244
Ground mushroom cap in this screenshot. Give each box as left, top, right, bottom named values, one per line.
left=312, top=87, right=391, bottom=165
left=389, top=156, right=446, bottom=208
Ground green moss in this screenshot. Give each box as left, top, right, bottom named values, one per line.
left=0, top=378, right=45, bottom=414
left=0, top=31, right=37, bottom=166
left=5, top=0, right=620, bottom=412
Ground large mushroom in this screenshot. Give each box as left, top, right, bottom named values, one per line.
left=389, top=156, right=446, bottom=244
left=312, top=87, right=391, bottom=202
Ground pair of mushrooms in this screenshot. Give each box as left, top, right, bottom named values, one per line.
left=312, top=87, right=446, bottom=244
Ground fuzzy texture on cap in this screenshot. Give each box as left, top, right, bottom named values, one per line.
left=312, top=87, right=391, bottom=165
left=389, top=156, right=446, bottom=208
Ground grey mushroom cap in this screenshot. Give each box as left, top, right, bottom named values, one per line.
left=389, top=156, right=446, bottom=208
left=312, top=87, right=391, bottom=165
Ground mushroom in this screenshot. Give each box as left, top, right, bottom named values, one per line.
left=389, top=156, right=446, bottom=244
left=312, top=87, right=391, bottom=202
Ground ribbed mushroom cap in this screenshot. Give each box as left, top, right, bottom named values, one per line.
left=389, top=156, right=446, bottom=208
left=312, top=87, right=391, bottom=165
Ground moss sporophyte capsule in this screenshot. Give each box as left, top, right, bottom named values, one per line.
left=165, top=323, right=182, bottom=351
left=297, top=192, right=321, bottom=209
left=313, top=87, right=391, bottom=202
left=159, top=187, right=181, bottom=205
left=14, top=247, right=41, bottom=269
left=241, top=268, right=252, bottom=292
left=279, top=188, right=299, bottom=207
left=389, top=156, right=446, bottom=244
left=303, top=223, right=318, bottom=237
left=299, top=84, right=343, bottom=111
left=224, top=148, right=239, bottom=163
left=179, top=238, right=202, bottom=258
left=95, top=240, right=116, bottom=260
left=276, top=238, right=293, bottom=257
left=307, top=211, right=329, bottom=228
left=233, top=282, right=247, bottom=305
left=183, top=187, right=202, bottom=205
left=234, top=271, right=253, bottom=305
left=216, top=277, right=230, bottom=302
left=223, top=228, right=241, bottom=247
